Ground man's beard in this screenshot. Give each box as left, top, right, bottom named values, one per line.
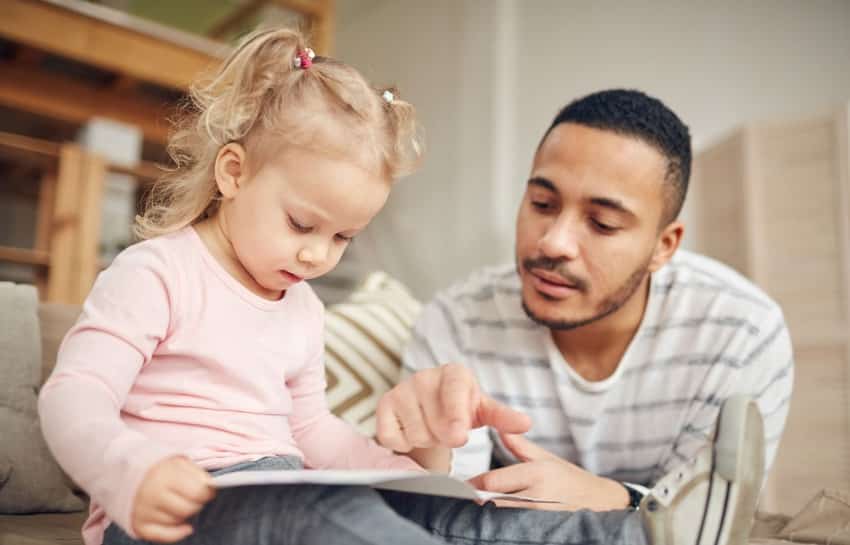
left=519, top=255, right=651, bottom=331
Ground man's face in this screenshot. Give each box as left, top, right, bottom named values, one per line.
left=515, top=122, right=671, bottom=330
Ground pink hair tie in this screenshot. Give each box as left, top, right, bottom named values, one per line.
left=293, top=48, right=316, bottom=69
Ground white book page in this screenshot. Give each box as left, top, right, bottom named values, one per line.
left=212, top=470, right=562, bottom=504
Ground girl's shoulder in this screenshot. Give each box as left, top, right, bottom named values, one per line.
left=96, top=229, right=199, bottom=303
left=110, top=228, right=195, bottom=270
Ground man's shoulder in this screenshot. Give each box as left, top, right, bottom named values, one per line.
left=437, top=264, right=520, bottom=301
left=424, top=264, right=524, bottom=324
left=654, top=250, right=783, bottom=320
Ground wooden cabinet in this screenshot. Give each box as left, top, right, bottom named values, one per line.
left=691, top=105, right=850, bottom=514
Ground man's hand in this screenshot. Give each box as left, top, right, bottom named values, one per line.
left=467, top=432, right=630, bottom=511
left=132, top=456, right=216, bottom=543
left=376, top=364, right=532, bottom=452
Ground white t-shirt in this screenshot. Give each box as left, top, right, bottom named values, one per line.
left=402, top=250, right=794, bottom=487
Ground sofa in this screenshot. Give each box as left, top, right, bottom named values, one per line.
left=1, top=278, right=848, bottom=545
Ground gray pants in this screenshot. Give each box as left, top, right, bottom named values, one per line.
left=103, top=456, right=648, bottom=545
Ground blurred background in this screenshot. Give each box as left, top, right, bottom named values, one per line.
left=0, top=0, right=847, bottom=518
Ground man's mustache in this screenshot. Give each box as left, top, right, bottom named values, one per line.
left=522, top=256, right=588, bottom=292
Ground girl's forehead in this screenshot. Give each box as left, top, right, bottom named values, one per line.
left=260, top=148, right=391, bottom=226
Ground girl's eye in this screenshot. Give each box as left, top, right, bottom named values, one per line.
left=335, top=234, right=353, bottom=243
left=288, top=215, right=312, bottom=234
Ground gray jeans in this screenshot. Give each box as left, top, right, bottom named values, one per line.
left=103, top=456, right=647, bottom=545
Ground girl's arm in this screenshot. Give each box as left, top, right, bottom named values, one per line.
left=287, top=300, right=421, bottom=471
left=38, top=244, right=182, bottom=536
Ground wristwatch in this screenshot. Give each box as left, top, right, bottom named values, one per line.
left=621, top=482, right=644, bottom=510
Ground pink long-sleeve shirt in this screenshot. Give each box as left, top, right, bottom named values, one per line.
left=38, top=227, right=419, bottom=545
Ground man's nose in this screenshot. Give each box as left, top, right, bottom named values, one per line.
left=538, top=216, right=580, bottom=260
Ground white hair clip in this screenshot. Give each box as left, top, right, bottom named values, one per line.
left=293, top=48, right=316, bottom=69
left=382, top=90, right=395, bottom=104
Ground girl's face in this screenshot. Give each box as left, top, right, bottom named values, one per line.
left=213, top=142, right=390, bottom=300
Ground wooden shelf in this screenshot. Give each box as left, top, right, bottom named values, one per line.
left=108, top=161, right=162, bottom=184
left=0, top=129, right=164, bottom=183
left=0, top=246, right=50, bottom=267
left=0, top=130, right=60, bottom=168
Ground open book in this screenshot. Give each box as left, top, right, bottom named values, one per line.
left=213, top=469, right=561, bottom=504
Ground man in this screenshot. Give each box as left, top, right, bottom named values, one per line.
left=377, top=89, right=793, bottom=519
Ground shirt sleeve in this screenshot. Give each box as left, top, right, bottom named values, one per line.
left=38, top=243, right=182, bottom=538
left=663, top=309, right=794, bottom=485
left=287, top=296, right=421, bottom=472
left=401, top=296, right=494, bottom=479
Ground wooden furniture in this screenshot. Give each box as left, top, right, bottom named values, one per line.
left=0, top=0, right=335, bottom=145
left=691, top=104, right=850, bottom=514
left=0, top=131, right=159, bottom=304
left=0, top=0, right=335, bottom=304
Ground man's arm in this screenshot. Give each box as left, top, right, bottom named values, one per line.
left=664, top=313, right=794, bottom=482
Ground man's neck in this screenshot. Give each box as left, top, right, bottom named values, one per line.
left=550, top=277, right=651, bottom=382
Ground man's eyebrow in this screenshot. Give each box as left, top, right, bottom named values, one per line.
left=528, top=177, right=556, bottom=192
left=589, top=197, right=635, bottom=217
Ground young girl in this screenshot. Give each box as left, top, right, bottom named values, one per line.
left=39, top=27, right=427, bottom=545
left=39, top=27, right=761, bottom=545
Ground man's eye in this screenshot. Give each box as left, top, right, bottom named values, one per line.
left=288, top=215, right=312, bottom=233
left=531, top=201, right=551, bottom=211
left=591, top=218, right=618, bottom=233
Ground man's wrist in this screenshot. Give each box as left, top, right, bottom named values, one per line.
left=619, top=481, right=645, bottom=510
left=594, top=476, right=631, bottom=509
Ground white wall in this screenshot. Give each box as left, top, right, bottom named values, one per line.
left=336, top=0, right=512, bottom=298
left=512, top=0, right=850, bottom=251
left=335, top=0, right=850, bottom=298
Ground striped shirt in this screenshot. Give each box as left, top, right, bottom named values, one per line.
left=402, top=250, right=794, bottom=487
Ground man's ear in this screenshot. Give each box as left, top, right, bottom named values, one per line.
left=648, top=220, right=684, bottom=273
left=214, top=142, right=248, bottom=199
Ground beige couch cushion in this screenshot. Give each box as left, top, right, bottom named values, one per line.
left=0, top=511, right=88, bottom=545
left=324, top=271, right=422, bottom=435
left=37, top=304, right=82, bottom=385
left=773, top=489, right=850, bottom=545
left=0, top=283, right=84, bottom=514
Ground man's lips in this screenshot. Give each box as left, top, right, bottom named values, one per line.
left=527, top=268, right=583, bottom=299
left=529, top=269, right=577, bottom=289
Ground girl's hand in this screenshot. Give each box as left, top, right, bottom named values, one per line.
left=131, top=456, right=217, bottom=543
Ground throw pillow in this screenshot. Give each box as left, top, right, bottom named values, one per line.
left=324, top=272, right=422, bottom=435
left=0, top=282, right=84, bottom=513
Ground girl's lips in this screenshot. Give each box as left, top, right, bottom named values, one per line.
left=280, top=270, right=303, bottom=283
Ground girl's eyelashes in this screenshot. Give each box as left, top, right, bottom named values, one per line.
left=289, top=214, right=355, bottom=242
left=288, top=215, right=313, bottom=234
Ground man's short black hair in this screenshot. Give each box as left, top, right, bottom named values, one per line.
left=541, top=89, right=692, bottom=225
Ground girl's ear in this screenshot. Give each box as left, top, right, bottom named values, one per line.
left=214, top=143, right=248, bottom=198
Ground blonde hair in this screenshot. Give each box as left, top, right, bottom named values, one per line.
left=135, top=27, right=422, bottom=239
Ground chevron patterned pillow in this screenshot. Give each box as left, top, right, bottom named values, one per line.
left=324, top=272, right=422, bottom=435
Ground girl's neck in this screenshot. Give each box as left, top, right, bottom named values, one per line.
left=194, top=217, right=284, bottom=301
